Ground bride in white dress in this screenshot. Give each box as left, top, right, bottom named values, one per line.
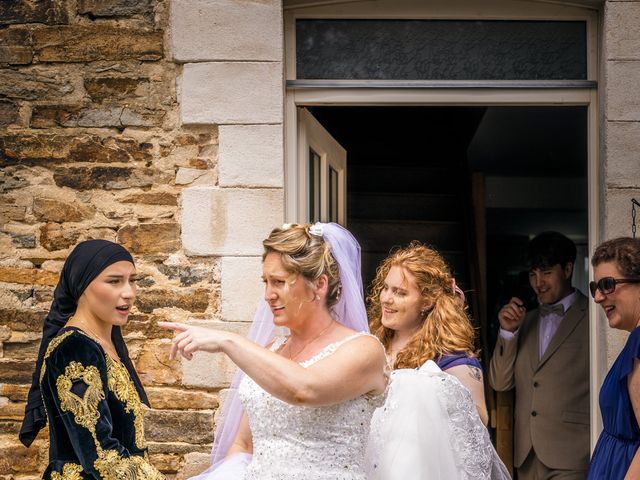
left=160, top=223, right=388, bottom=480
left=365, top=242, right=510, bottom=480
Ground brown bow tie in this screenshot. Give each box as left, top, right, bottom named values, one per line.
left=539, top=303, right=565, bottom=317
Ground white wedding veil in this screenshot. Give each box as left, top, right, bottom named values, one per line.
left=191, top=222, right=369, bottom=477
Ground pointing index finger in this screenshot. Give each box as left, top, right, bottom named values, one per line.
left=157, top=321, right=188, bottom=332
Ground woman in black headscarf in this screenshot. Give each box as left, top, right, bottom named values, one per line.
left=19, top=239, right=163, bottom=479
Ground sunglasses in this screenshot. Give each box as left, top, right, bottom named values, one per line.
left=589, top=277, right=640, bottom=298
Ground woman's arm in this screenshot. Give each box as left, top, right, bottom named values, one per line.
left=445, top=364, right=489, bottom=426
left=159, top=322, right=387, bottom=407
left=226, top=413, right=253, bottom=457
left=625, top=358, right=640, bottom=480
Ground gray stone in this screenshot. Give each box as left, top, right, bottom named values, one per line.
left=0, top=0, right=68, bottom=25
left=180, top=62, right=283, bottom=125
left=78, top=0, right=154, bottom=18
left=606, top=2, right=640, bottom=60
left=606, top=61, right=640, bottom=121
left=171, top=0, right=282, bottom=62
left=181, top=187, right=284, bottom=256
left=0, top=69, right=73, bottom=101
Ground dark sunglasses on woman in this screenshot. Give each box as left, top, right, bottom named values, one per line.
left=589, top=277, right=640, bottom=298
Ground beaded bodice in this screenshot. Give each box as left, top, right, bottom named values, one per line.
left=238, top=333, right=383, bottom=480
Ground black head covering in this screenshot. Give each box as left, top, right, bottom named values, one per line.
left=19, top=239, right=150, bottom=447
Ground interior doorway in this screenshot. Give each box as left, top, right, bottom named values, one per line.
left=306, top=105, right=589, bottom=471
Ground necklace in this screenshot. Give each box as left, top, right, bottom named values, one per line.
left=75, top=318, right=121, bottom=362
left=287, top=320, right=335, bottom=360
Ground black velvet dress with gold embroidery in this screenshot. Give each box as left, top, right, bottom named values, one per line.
left=40, top=327, right=163, bottom=480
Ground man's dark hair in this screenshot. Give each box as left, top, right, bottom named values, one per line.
left=527, top=231, right=577, bottom=271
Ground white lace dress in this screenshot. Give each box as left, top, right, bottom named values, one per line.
left=366, top=360, right=511, bottom=480
left=238, top=333, right=385, bottom=480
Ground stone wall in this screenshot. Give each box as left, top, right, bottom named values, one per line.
left=0, top=0, right=284, bottom=477
left=602, top=0, right=640, bottom=367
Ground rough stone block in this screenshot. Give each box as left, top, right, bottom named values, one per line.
left=117, top=223, right=180, bottom=254
left=182, top=187, right=284, bottom=256
left=605, top=121, right=640, bottom=188
left=0, top=99, right=19, bottom=126
left=0, top=267, right=58, bottom=286
left=178, top=452, right=211, bottom=480
left=121, top=191, right=178, bottom=206
left=0, top=28, right=32, bottom=64
left=33, top=26, right=163, bottom=62
left=135, top=340, right=182, bottom=386
left=150, top=452, right=181, bottom=474
left=180, top=62, right=283, bottom=125
left=1, top=133, right=148, bottom=166
left=145, top=410, right=215, bottom=444
left=177, top=321, right=250, bottom=388
left=606, top=61, right=640, bottom=121
left=0, top=359, right=36, bottom=383
left=171, top=0, right=282, bottom=62
left=31, top=104, right=165, bottom=128
left=135, top=287, right=212, bottom=314
left=218, top=125, right=284, bottom=187
left=0, top=69, right=73, bottom=101
left=10, top=233, right=36, bottom=248
left=145, top=387, right=218, bottom=410
left=175, top=167, right=207, bottom=185
left=0, top=383, right=30, bottom=402
left=40, top=223, right=81, bottom=251
left=221, top=256, right=264, bottom=322
left=78, top=0, right=154, bottom=18
left=33, top=197, right=95, bottom=223
left=0, top=0, right=68, bottom=25
left=606, top=2, right=640, bottom=60
left=84, top=76, right=148, bottom=102
left=53, top=166, right=154, bottom=190
left=0, top=308, right=46, bottom=332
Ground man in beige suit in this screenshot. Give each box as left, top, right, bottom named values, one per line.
left=490, top=231, right=590, bottom=480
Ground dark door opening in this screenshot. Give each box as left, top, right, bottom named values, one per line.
left=308, top=105, right=588, bottom=471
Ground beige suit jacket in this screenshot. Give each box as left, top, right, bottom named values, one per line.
left=489, top=292, right=590, bottom=471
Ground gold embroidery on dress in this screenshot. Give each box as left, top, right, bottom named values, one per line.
left=54, top=346, right=163, bottom=478
left=94, top=450, right=164, bottom=480
left=56, top=361, right=105, bottom=432
left=106, top=355, right=146, bottom=449
left=50, top=463, right=83, bottom=480
left=40, top=330, right=75, bottom=383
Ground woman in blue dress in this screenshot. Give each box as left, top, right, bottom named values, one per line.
left=588, top=237, right=640, bottom=479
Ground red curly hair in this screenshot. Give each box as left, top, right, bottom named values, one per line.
left=367, top=242, right=477, bottom=370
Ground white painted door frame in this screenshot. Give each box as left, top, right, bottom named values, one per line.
left=283, top=0, right=603, bottom=448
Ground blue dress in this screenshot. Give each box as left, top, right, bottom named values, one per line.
left=588, top=327, right=640, bottom=479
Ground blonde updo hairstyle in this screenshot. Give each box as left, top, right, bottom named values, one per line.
left=368, top=241, right=477, bottom=369
left=262, top=224, right=342, bottom=309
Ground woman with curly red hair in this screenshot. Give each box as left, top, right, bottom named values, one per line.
left=366, top=242, right=509, bottom=480
left=368, top=241, right=487, bottom=424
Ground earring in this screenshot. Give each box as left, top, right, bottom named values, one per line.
left=315, top=295, right=320, bottom=301
left=420, top=308, right=427, bottom=317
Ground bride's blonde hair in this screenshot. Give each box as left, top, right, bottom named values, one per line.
left=262, top=224, right=341, bottom=308
left=367, top=242, right=477, bottom=369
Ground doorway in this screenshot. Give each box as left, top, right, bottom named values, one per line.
left=303, top=105, right=589, bottom=471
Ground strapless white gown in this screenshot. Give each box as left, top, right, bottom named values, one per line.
left=366, top=360, right=510, bottom=480
left=237, top=333, right=384, bottom=480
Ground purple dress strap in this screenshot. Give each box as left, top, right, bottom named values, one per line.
left=436, top=352, right=481, bottom=371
